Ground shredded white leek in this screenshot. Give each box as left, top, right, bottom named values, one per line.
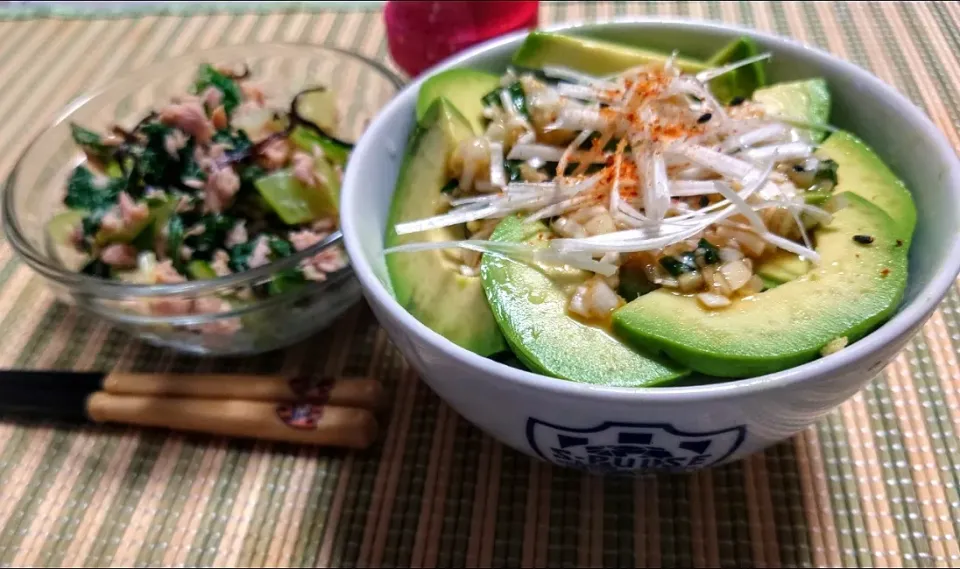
left=696, top=53, right=772, bottom=83
left=389, top=51, right=829, bottom=275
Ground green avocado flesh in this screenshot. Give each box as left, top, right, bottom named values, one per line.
left=613, top=192, right=909, bottom=378
left=752, top=78, right=831, bottom=285
left=816, top=131, right=917, bottom=244
left=753, top=78, right=831, bottom=142
left=512, top=31, right=708, bottom=76
left=756, top=250, right=810, bottom=288
left=706, top=37, right=767, bottom=104
left=386, top=32, right=915, bottom=383
left=385, top=98, right=506, bottom=356
left=480, top=215, right=689, bottom=386
left=417, top=69, right=501, bottom=135
left=513, top=32, right=772, bottom=103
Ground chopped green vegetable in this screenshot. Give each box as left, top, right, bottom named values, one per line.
left=660, top=255, right=696, bottom=276
left=70, top=123, right=114, bottom=163
left=268, top=236, right=295, bottom=258
left=440, top=179, right=459, bottom=194
left=212, top=128, right=253, bottom=154
left=165, top=214, right=185, bottom=269
left=228, top=239, right=258, bottom=272
left=136, top=122, right=179, bottom=189
left=183, top=213, right=236, bottom=261
left=479, top=82, right=529, bottom=117
left=267, top=268, right=307, bottom=296
left=193, top=63, right=242, bottom=114
left=226, top=234, right=296, bottom=276
left=64, top=166, right=126, bottom=212
left=254, top=168, right=337, bottom=225
left=695, top=238, right=720, bottom=265
left=481, top=89, right=502, bottom=109
left=46, top=209, right=88, bottom=247
left=506, top=83, right=529, bottom=116
left=289, top=125, right=351, bottom=168
left=815, top=159, right=839, bottom=185
left=80, top=210, right=104, bottom=240
left=187, top=260, right=218, bottom=280
left=504, top=160, right=524, bottom=183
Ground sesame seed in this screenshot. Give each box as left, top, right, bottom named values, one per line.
left=697, top=113, right=713, bottom=124
left=853, top=234, right=875, bottom=244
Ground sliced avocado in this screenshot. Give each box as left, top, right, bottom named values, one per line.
left=480, top=215, right=688, bottom=386
left=752, top=78, right=832, bottom=285
left=385, top=98, right=506, bottom=356
left=816, top=131, right=916, bottom=244
left=512, top=31, right=707, bottom=76
left=417, top=69, right=501, bottom=135
left=706, top=36, right=767, bottom=104
left=755, top=250, right=810, bottom=288
left=254, top=157, right=339, bottom=225
left=612, top=192, right=909, bottom=377
left=753, top=78, right=831, bottom=142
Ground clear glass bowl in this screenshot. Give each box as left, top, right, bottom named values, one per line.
left=2, top=43, right=403, bottom=356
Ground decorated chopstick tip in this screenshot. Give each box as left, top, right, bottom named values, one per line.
left=289, top=375, right=386, bottom=411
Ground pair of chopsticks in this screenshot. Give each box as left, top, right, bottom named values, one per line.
left=1, top=370, right=384, bottom=449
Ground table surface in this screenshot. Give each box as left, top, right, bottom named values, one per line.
left=0, top=1, right=958, bottom=567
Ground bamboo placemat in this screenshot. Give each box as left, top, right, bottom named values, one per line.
left=0, top=2, right=958, bottom=567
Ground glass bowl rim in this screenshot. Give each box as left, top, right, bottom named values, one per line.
left=1, top=42, right=405, bottom=299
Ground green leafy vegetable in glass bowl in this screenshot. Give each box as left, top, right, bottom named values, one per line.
left=3, top=44, right=403, bottom=355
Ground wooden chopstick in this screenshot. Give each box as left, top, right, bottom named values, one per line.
left=86, top=392, right=378, bottom=449
left=87, top=373, right=386, bottom=448
left=102, top=372, right=384, bottom=411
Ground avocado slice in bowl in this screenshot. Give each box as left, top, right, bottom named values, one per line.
left=512, top=31, right=708, bottom=76
left=512, top=32, right=769, bottom=103
left=752, top=77, right=832, bottom=286
left=416, top=69, right=501, bottom=135
left=706, top=36, right=767, bottom=104
left=753, top=78, right=831, bottom=142
left=612, top=188, right=910, bottom=378
left=384, top=98, right=506, bottom=357
left=480, top=214, right=688, bottom=386
left=816, top=131, right=917, bottom=244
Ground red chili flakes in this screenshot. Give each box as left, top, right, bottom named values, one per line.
left=880, top=268, right=891, bottom=277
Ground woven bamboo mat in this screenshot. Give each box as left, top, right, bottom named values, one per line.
left=0, top=1, right=958, bottom=567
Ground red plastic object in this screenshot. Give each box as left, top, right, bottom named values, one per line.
left=384, top=1, right=540, bottom=78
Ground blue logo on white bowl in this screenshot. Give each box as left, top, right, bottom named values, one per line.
left=525, top=419, right=747, bottom=472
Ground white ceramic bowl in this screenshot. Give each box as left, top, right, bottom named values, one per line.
left=342, top=19, right=960, bottom=473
